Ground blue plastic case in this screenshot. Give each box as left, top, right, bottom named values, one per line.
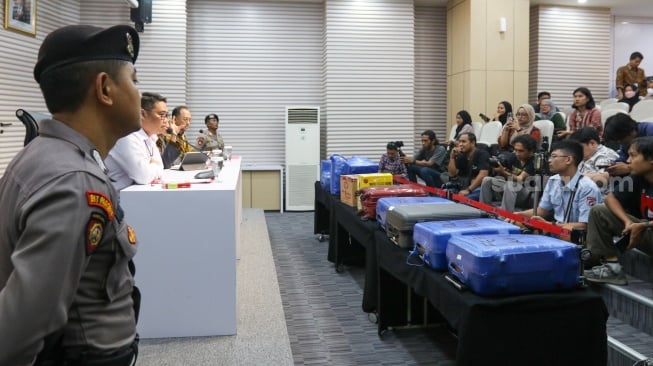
left=446, top=234, right=580, bottom=296
left=376, top=196, right=453, bottom=229
left=412, top=219, right=521, bottom=270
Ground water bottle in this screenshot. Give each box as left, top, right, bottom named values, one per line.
left=211, top=156, right=223, bottom=178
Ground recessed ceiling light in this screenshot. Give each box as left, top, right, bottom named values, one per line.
left=578, top=0, right=587, bottom=3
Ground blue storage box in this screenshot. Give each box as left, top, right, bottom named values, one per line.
left=413, top=219, right=520, bottom=270
left=329, top=154, right=347, bottom=195
left=446, top=234, right=580, bottom=296
left=376, top=196, right=453, bottom=229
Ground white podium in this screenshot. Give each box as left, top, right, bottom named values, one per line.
left=120, top=157, right=242, bottom=338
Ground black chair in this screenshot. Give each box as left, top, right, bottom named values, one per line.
left=16, top=109, right=50, bottom=146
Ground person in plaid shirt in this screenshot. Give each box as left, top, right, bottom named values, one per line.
left=378, top=141, right=407, bottom=176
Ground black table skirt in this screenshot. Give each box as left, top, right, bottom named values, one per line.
left=375, top=230, right=608, bottom=366
left=314, top=181, right=333, bottom=235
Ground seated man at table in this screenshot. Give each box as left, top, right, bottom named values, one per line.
left=446, top=132, right=489, bottom=200
left=512, top=140, right=602, bottom=231
left=161, top=105, right=195, bottom=166
left=401, top=130, right=446, bottom=187
left=105, top=92, right=166, bottom=191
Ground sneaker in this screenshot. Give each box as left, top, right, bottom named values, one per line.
left=584, top=264, right=628, bottom=285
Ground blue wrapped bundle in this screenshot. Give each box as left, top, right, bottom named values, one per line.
left=329, top=154, right=347, bottom=195
left=320, top=160, right=331, bottom=190
left=342, top=156, right=378, bottom=175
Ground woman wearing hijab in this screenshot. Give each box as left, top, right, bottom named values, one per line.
left=535, top=99, right=566, bottom=132
left=498, top=104, right=541, bottom=151
left=618, top=83, right=641, bottom=112
left=492, top=101, right=513, bottom=125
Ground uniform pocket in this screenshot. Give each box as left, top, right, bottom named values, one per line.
left=105, top=222, right=138, bottom=302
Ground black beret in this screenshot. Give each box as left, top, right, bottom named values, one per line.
left=34, top=24, right=139, bottom=83
left=205, top=114, right=219, bottom=123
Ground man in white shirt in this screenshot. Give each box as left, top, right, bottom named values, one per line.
left=105, top=92, right=167, bottom=191
left=569, top=127, right=619, bottom=194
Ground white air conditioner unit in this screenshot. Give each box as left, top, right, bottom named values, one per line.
left=285, top=106, right=320, bottom=211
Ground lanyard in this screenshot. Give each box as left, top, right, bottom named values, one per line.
left=562, top=176, right=582, bottom=224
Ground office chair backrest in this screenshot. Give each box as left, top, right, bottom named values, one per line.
left=16, top=109, right=50, bottom=146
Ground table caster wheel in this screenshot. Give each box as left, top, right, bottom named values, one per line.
left=335, top=264, right=345, bottom=273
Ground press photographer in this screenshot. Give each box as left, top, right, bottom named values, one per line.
left=400, top=130, right=447, bottom=188
left=378, top=141, right=407, bottom=176
left=445, top=132, right=489, bottom=200
left=479, top=135, right=537, bottom=211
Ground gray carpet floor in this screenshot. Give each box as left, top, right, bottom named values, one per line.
left=265, top=212, right=458, bottom=366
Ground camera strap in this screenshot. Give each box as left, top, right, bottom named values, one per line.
left=562, top=176, right=582, bottom=224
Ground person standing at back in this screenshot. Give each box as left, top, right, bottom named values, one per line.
left=616, top=51, right=646, bottom=99
left=0, top=24, right=142, bottom=365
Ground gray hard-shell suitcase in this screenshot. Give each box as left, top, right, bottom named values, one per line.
left=385, top=202, right=485, bottom=248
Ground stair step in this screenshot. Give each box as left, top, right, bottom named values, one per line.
left=620, top=248, right=653, bottom=283
left=590, top=275, right=653, bottom=336
left=607, top=316, right=653, bottom=366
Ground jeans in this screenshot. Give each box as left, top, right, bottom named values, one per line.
left=407, top=164, right=443, bottom=188
left=466, top=187, right=481, bottom=200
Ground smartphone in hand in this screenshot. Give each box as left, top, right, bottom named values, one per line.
left=613, top=234, right=630, bottom=253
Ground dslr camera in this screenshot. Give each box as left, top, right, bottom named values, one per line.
left=488, top=153, right=512, bottom=170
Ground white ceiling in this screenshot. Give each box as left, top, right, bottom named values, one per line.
left=415, top=0, right=653, bottom=17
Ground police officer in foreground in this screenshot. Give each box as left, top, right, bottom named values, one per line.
left=0, top=24, right=142, bottom=365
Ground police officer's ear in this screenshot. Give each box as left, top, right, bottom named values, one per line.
left=94, top=72, right=114, bottom=106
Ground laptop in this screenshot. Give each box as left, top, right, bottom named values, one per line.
left=179, top=152, right=209, bottom=171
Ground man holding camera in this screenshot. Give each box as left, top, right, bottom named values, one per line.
left=401, top=130, right=446, bottom=188
left=584, top=136, right=653, bottom=285
left=479, top=135, right=537, bottom=211
left=447, top=133, right=490, bottom=200
left=378, top=141, right=407, bottom=176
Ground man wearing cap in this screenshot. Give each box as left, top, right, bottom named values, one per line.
left=0, top=25, right=142, bottom=365
left=105, top=92, right=167, bottom=188
left=197, top=113, right=225, bottom=151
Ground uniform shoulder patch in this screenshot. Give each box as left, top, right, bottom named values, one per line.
left=86, top=213, right=105, bottom=255
left=127, top=225, right=137, bottom=245
left=86, top=191, right=115, bottom=221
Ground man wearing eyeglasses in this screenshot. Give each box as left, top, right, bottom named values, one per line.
left=105, top=92, right=166, bottom=191
left=513, top=140, right=602, bottom=231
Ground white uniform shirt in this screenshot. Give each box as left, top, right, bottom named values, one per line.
left=105, top=129, right=164, bottom=191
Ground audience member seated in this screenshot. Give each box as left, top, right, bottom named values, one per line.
left=535, top=99, right=566, bottom=134
left=491, top=101, right=513, bottom=125
left=197, top=113, right=225, bottom=151
left=615, top=51, right=646, bottom=99
left=401, top=130, right=446, bottom=187
left=512, top=140, right=602, bottom=231
left=446, top=110, right=474, bottom=145
left=644, top=78, right=653, bottom=100
left=446, top=133, right=489, bottom=200
left=498, top=104, right=541, bottom=151
left=557, top=87, right=602, bottom=139
left=378, top=141, right=407, bottom=176
left=479, top=135, right=537, bottom=211
left=569, top=128, right=619, bottom=195
left=531, top=91, right=559, bottom=114
left=105, top=92, right=166, bottom=191
left=584, top=136, right=653, bottom=286
left=604, top=113, right=653, bottom=176
left=618, top=83, right=641, bottom=112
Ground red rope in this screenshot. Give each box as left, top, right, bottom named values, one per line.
left=392, top=176, right=569, bottom=237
